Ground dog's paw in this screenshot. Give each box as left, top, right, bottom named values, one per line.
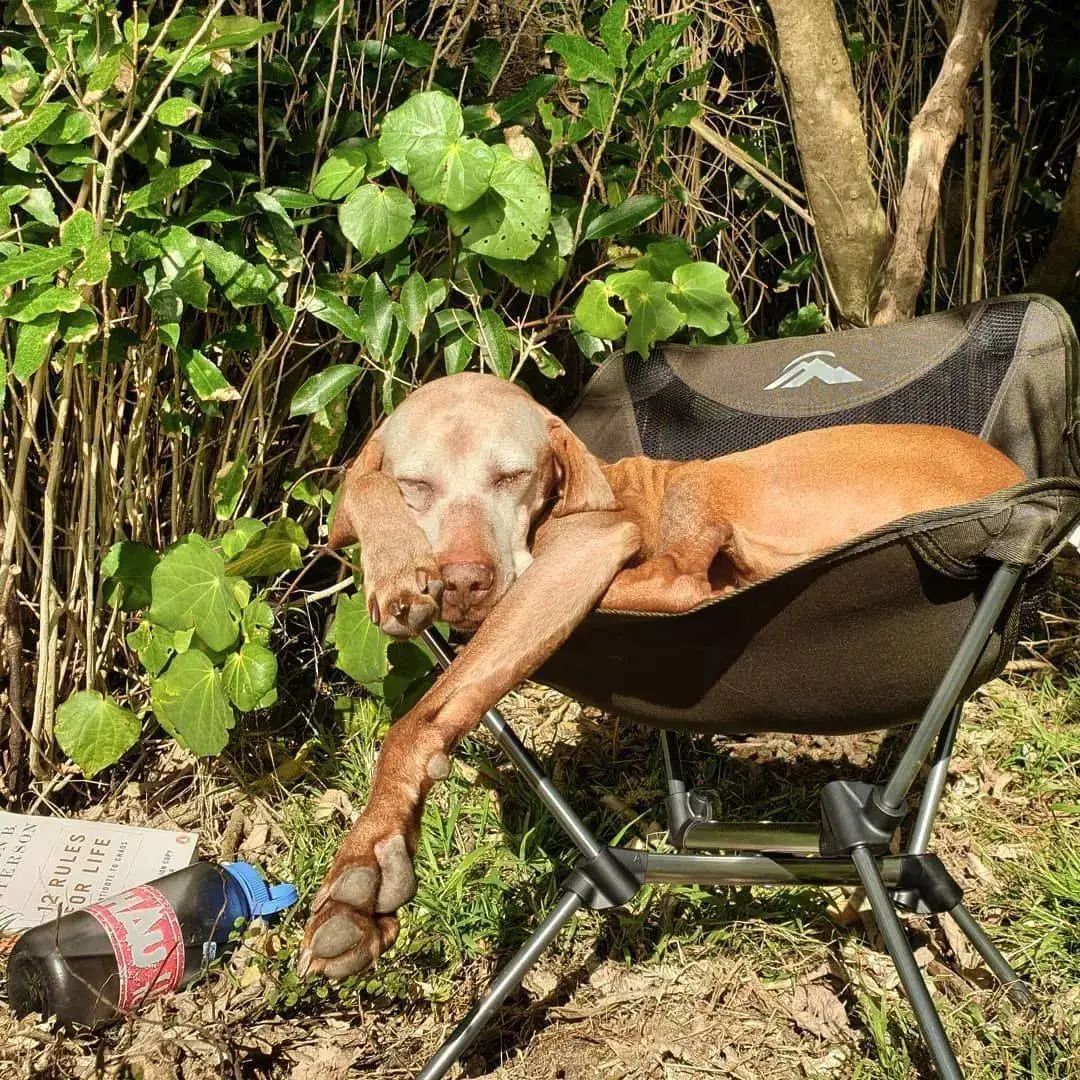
left=297, top=833, right=417, bottom=980
left=363, top=551, right=443, bottom=638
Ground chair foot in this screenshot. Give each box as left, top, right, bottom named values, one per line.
left=851, top=845, right=964, bottom=1080
left=417, top=889, right=583, bottom=1080
left=948, top=902, right=1034, bottom=1009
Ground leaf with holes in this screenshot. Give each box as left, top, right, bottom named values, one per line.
left=574, top=280, right=626, bottom=339
left=447, top=144, right=550, bottom=260
left=55, top=691, right=141, bottom=777
left=338, top=183, right=415, bottom=262
left=151, top=650, right=235, bottom=756
left=221, top=641, right=278, bottom=711
left=149, top=535, right=241, bottom=651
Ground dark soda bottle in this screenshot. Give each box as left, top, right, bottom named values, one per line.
left=6, top=860, right=297, bottom=1029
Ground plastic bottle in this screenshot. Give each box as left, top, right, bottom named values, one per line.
left=6, top=860, right=297, bottom=1029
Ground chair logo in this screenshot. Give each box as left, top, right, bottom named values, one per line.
left=764, top=350, right=863, bottom=390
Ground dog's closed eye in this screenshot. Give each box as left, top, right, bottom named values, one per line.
left=397, top=477, right=433, bottom=511
left=493, top=469, right=531, bottom=490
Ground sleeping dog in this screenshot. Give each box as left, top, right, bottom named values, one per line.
left=297, top=372, right=1023, bottom=978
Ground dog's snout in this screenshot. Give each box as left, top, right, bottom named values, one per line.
left=440, top=561, right=494, bottom=602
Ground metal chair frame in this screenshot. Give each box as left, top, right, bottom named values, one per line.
left=417, top=561, right=1033, bottom=1080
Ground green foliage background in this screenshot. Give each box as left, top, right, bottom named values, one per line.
left=0, top=1, right=1077, bottom=785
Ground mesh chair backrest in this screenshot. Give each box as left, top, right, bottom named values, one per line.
left=566, top=295, right=1080, bottom=483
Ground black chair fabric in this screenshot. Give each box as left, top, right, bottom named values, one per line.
left=534, top=295, right=1080, bottom=734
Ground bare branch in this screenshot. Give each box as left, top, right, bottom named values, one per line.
left=873, top=0, right=998, bottom=324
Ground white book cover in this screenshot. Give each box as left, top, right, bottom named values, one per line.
left=0, top=811, right=198, bottom=933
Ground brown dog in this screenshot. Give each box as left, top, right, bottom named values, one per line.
left=297, top=372, right=1024, bottom=979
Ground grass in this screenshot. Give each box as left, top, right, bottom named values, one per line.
left=3, top=581, right=1080, bottom=1077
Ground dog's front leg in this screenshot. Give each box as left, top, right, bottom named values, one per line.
left=298, top=512, right=641, bottom=979
left=331, top=433, right=443, bottom=638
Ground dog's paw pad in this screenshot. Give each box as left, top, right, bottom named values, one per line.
left=373, top=834, right=417, bottom=913
left=328, top=865, right=379, bottom=910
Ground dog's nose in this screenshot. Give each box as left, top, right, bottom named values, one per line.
left=440, top=562, right=494, bottom=606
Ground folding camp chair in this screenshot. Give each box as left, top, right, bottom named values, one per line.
left=417, top=294, right=1080, bottom=1080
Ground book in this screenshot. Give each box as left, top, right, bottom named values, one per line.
left=0, top=811, right=198, bottom=935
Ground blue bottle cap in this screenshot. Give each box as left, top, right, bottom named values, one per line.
left=221, top=861, right=299, bottom=919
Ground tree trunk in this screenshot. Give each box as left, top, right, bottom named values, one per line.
left=1027, top=142, right=1080, bottom=298
left=766, top=0, right=888, bottom=326
left=872, top=0, right=998, bottom=324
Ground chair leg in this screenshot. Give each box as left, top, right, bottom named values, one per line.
left=418, top=889, right=584, bottom=1080
left=851, top=845, right=964, bottom=1080
left=948, top=902, right=1033, bottom=1008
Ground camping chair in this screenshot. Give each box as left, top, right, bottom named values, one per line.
left=416, top=294, right=1080, bottom=1080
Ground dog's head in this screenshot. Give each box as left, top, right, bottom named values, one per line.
left=331, top=372, right=618, bottom=630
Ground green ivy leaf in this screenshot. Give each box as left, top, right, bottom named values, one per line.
left=102, top=540, right=159, bottom=611
left=71, top=237, right=112, bottom=287
left=379, top=90, right=460, bottom=172
left=0, top=245, right=73, bottom=288
left=220, top=519, right=265, bottom=561
left=624, top=281, right=685, bottom=357
left=241, top=597, right=274, bottom=644
left=477, top=309, right=513, bottom=377
left=127, top=620, right=175, bottom=676
left=668, top=262, right=738, bottom=336
left=447, top=144, right=550, bottom=260
left=584, top=194, right=664, bottom=240
left=13, top=313, right=60, bottom=381
left=312, top=145, right=367, bottom=200
left=485, top=232, right=566, bottom=296
left=599, top=0, right=632, bottom=67
left=332, top=591, right=390, bottom=685
left=546, top=34, right=617, bottom=85
left=636, top=239, right=692, bottom=281
left=338, top=183, right=415, bottom=262
left=303, top=287, right=366, bottom=344
left=125, top=159, right=212, bottom=215
left=179, top=345, right=239, bottom=403
left=778, top=302, right=826, bottom=338
left=59, top=208, right=95, bottom=250
left=155, top=97, right=202, bottom=127
left=213, top=453, right=248, bottom=520
left=151, top=650, right=235, bottom=756
left=399, top=271, right=430, bottom=340
left=290, top=364, right=362, bottom=417
left=0, top=282, right=82, bottom=323
left=777, top=251, right=816, bottom=291
left=194, top=236, right=276, bottom=306
left=21, top=187, right=58, bottom=227
left=574, top=280, right=626, bottom=339
left=223, top=518, right=307, bottom=577
left=149, top=535, right=241, bottom=652
left=0, top=102, right=66, bottom=155
left=361, top=273, right=393, bottom=361
left=221, top=641, right=277, bottom=711
left=159, top=226, right=209, bottom=309
left=55, top=691, right=141, bottom=778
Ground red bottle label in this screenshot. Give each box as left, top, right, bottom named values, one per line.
left=85, top=884, right=185, bottom=1011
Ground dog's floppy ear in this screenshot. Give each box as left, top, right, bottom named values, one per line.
left=547, top=416, right=619, bottom=517
left=328, top=431, right=384, bottom=548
